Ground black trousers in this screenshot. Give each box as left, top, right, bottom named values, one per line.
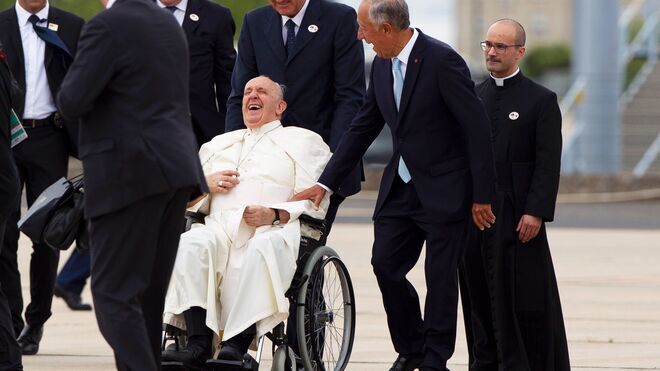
left=373, top=177, right=467, bottom=370
left=0, top=212, right=23, bottom=371
left=0, top=125, right=68, bottom=334
left=89, top=188, right=191, bottom=371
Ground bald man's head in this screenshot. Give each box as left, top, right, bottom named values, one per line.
left=484, top=19, right=526, bottom=77
left=493, top=18, right=526, bottom=47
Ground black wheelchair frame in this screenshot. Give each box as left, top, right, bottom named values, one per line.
left=162, top=212, right=356, bottom=371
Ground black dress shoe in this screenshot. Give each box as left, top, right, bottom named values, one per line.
left=217, top=343, right=245, bottom=361
left=54, top=284, right=92, bottom=311
left=162, top=345, right=209, bottom=368
left=389, top=353, right=424, bottom=371
left=17, top=324, right=44, bottom=355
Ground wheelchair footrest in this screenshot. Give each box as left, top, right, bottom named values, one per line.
left=205, top=354, right=258, bottom=371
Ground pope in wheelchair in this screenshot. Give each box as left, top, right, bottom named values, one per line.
left=162, top=76, right=331, bottom=368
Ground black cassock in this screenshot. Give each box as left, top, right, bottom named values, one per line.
left=461, top=71, right=570, bottom=371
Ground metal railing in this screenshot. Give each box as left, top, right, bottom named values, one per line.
left=561, top=0, right=659, bottom=175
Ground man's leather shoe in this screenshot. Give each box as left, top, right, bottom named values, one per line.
left=17, top=324, right=43, bottom=355
left=54, top=284, right=92, bottom=311
left=218, top=343, right=245, bottom=361
left=389, top=353, right=424, bottom=371
left=162, top=345, right=209, bottom=368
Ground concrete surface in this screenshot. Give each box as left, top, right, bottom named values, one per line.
left=14, top=198, right=660, bottom=370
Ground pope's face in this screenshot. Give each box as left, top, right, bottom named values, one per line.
left=270, top=0, right=305, bottom=18
left=18, top=0, right=47, bottom=13
left=242, top=77, right=287, bottom=129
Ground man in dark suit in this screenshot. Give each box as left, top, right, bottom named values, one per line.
left=293, top=0, right=496, bottom=370
left=57, top=0, right=207, bottom=369
left=156, top=0, right=236, bottom=146
left=225, top=0, right=366, bottom=231
left=0, top=40, right=23, bottom=371
left=0, top=0, right=83, bottom=355
left=461, top=19, right=569, bottom=371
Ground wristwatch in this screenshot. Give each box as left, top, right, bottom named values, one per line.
left=271, top=208, right=281, bottom=226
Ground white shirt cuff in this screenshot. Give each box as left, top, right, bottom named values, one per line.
left=316, top=182, right=333, bottom=195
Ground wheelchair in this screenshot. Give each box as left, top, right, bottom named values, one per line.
left=162, top=212, right=356, bottom=371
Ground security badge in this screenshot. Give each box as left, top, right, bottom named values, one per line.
left=308, top=24, right=318, bottom=33
left=48, top=23, right=59, bottom=32
left=190, top=14, right=199, bottom=22
left=509, top=111, right=519, bottom=121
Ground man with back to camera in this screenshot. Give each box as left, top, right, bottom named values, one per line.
left=0, top=40, right=24, bottom=371
left=460, top=19, right=570, bottom=371
left=0, top=0, right=83, bottom=355
left=225, top=0, right=366, bottom=232
left=293, top=0, right=497, bottom=370
left=57, top=0, right=207, bottom=369
left=156, top=0, right=236, bottom=146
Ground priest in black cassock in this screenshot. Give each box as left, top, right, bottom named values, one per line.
left=461, top=19, right=570, bottom=371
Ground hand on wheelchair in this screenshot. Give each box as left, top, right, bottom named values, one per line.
left=206, top=170, right=240, bottom=194
left=291, top=184, right=326, bottom=209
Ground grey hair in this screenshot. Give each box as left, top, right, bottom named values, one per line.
left=368, top=0, right=410, bottom=31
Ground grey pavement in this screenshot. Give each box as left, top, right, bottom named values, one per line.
left=15, top=193, right=660, bottom=370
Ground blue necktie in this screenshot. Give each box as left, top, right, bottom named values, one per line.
left=393, top=58, right=411, bottom=183
left=165, top=6, right=177, bottom=13
left=285, top=19, right=296, bottom=57
left=28, top=14, right=72, bottom=58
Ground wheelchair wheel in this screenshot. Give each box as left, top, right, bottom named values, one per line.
left=296, top=246, right=355, bottom=371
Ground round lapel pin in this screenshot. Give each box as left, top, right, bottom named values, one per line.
left=190, top=14, right=199, bottom=22
left=308, top=24, right=319, bottom=33
left=509, top=111, right=520, bottom=120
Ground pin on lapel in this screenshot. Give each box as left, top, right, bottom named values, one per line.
left=509, top=111, right=520, bottom=120
left=190, top=14, right=199, bottom=22
left=308, top=24, right=319, bottom=33
left=48, top=23, right=59, bottom=32
left=414, top=58, right=419, bottom=64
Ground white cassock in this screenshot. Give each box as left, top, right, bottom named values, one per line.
left=163, top=120, right=331, bottom=341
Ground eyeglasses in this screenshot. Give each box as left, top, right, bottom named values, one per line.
left=480, top=41, right=523, bottom=54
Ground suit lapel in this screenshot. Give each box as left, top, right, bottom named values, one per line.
left=264, top=10, right=287, bottom=64
left=6, top=9, right=26, bottom=90
left=287, top=0, right=321, bottom=64
left=182, top=0, right=202, bottom=35
left=396, top=32, right=425, bottom=127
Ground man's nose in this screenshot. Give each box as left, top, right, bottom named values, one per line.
left=487, top=47, right=498, bottom=57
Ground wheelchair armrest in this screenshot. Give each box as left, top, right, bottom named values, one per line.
left=298, top=214, right=325, bottom=232
left=184, top=211, right=206, bottom=232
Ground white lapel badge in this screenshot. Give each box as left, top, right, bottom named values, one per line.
left=308, top=24, right=319, bottom=33
left=48, top=23, right=59, bottom=32
left=190, top=14, right=200, bottom=22
left=509, top=111, right=520, bottom=120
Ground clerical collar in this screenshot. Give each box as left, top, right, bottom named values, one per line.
left=245, top=120, right=282, bottom=137
left=491, top=68, right=520, bottom=87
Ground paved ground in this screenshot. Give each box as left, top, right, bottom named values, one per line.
left=15, top=194, right=660, bottom=370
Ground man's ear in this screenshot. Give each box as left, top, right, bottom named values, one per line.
left=277, top=100, right=287, bottom=116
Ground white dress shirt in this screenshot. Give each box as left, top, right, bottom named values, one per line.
left=391, top=28, right=419, bottom=95
left=280, top=0, right=310, bottom=44
left=15, top=2, right=56, bottom=120
left=491, top=68, right=521, bottom=87
left=106, top=0, right=116, bottom=9
left=156, top=0, right=189, bottom=26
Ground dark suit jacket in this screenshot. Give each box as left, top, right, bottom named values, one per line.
left=0, top=6, right=84, bottom=156
left=57, top=0, right=206, bottom=219
left=0, top=44, right=20, bottom=216
left=225, top=0, right=365, bottom=197
left=476, top=72, right=562, bottom=222
left=179, top=0, right=235, bottom=146
left=319, top=31, right=496, bottom=223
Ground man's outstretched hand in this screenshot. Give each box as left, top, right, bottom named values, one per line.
left=291, top=184, right=327, bottom=208
left=472, top=203, right=496, bottom=231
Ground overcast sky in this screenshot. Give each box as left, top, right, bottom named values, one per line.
left=336, top=0, right=456, bottom=46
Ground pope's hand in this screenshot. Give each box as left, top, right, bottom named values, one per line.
left=291, top=185, right=326, bottom=208
left=243, top=206, right=275, bottom=227
left=206, top=170, right=239, bottom=193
